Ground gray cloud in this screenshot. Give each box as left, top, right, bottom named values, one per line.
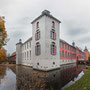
left=1, top=0, right=90, bottom=54
left=78, top=36, right=90, bottom=44
left=67, top=27, right=87, bottom=36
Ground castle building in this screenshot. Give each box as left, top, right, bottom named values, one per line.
left=16, top=10, right=88, bottom=71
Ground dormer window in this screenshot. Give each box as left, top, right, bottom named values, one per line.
left=36, top=22, right=39, bottom=29
left=52, top=21, right=55, bottom=28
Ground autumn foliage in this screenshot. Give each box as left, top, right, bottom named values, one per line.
left=0, top=48, right=7, bottom=63
left=0, top=17, right=7, bottom=48
left=88, top=52, right=90, bottom=61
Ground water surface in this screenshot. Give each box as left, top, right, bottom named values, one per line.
left=0, top=64, right=86, bottom=90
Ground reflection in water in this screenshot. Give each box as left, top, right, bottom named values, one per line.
left=0, top=67, right=16, bottom=90
left=0, top=64, right=86, bottom=90
left=62, top=71, right=84, bottom=89
left=0, top=65, right=6, bottom=79
left=16, top=66, right=61, bottom=90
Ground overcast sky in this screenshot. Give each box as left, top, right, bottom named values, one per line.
left=0, top=0, right=90, bottom=54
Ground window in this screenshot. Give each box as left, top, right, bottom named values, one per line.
left=68, top=45, right=69, bottom=50
left=27, top=43, right=28, bottom=49
left=52, top=21, right=55, bottom=28
left=53, top=62, right=55, bottom=64
left=50, top=31, right=56, bottom=40
left=60, top=42, right=62, bottom=48
left=30, top=42, right=31, bottom=48
left=27, top=51, right=28, bottom=60
left=35, top=42, right=41, bottom=56
left=68, top=52, right=69, bottom=57
left=37, top=62, right=39, bottom=65
left=62, top=50, right=64, bottom=57
left=62, top=43, right=64, bottom=48
left=36, top=22, right=39, bottom=29
left=22, top=53, right=24, bottom=60
left=25, top=44, right=26, bottom=50
left=30, top=51, right=31, bottom=60
left=23, top=46, right=24, bottom=50
left=60, top=51, right=62, bottom=57
left=65, top=51, right=67, bottom=57
left=50, top=42, right=56, bottom=55
left=65, top=44, right=67, bottom=49
left=35, top=31, right=40, bottom=40
left=25, top=52, right=26, bottom=60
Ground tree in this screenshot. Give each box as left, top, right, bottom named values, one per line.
left=0, top=48, right=7, bottom=63
left=88, top=52, right=90, bottom=61
left=0, top=17, right=7, bottom=48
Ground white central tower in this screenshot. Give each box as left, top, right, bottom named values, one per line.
left=31, top=10, right=61, bottom=71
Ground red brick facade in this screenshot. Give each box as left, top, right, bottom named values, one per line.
left=60, top=39, right=88, bottom=61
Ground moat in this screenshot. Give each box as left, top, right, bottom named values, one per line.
left=0, top=64, right=86, bottom=90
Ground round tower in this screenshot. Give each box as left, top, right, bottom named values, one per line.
left=16, top=39, right=22, bottom=64
left=84, top=46, right=88, bottom=61
left=72, top=41, right=75, bottom=47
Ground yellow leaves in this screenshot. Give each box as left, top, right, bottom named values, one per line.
left=0, top=17, right=7, bottom=48
left=88, top=52, right=90, bottom=57
left=88, top=52, right=90, bottom=61
left=0, top=48, right=7, bottom=63
left=0, top=17, right=5, bottom=32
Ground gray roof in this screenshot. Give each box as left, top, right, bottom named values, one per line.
left=22, top=36, right=84, bottom=51
left=31, top=10, right=61, bottom=24
left=23, top=37, right=32, bottom=44
left=60, top=39, right=76, bottom=49
left=23, top=37, right=73, bottom=48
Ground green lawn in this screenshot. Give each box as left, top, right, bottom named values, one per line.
left=64, top=67, right=90, bottom=90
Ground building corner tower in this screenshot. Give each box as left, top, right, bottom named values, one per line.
left=84, top=46, right=88, bottom=61
left=16, top=39, right=22, bottom=64
left=31, top=10, right=61, bottom=71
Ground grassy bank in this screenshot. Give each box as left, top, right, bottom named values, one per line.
left=64, top=67, right=90, bottom=90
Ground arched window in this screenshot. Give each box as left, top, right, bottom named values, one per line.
left=52, top=21, right=55, bottom=28
left=50, top=22, right=56, bottom=40
left=35, top=31, right=40, bottom=40
left=35, top=42, right=41, bottom=56
left=50, top=31, right=56, bottom=40
left=50, top=42, right=56, bottom=55
left=36, top=22, right=39, bottom=29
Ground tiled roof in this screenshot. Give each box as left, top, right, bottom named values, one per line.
left=10, top=52, right=16, bottom=57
